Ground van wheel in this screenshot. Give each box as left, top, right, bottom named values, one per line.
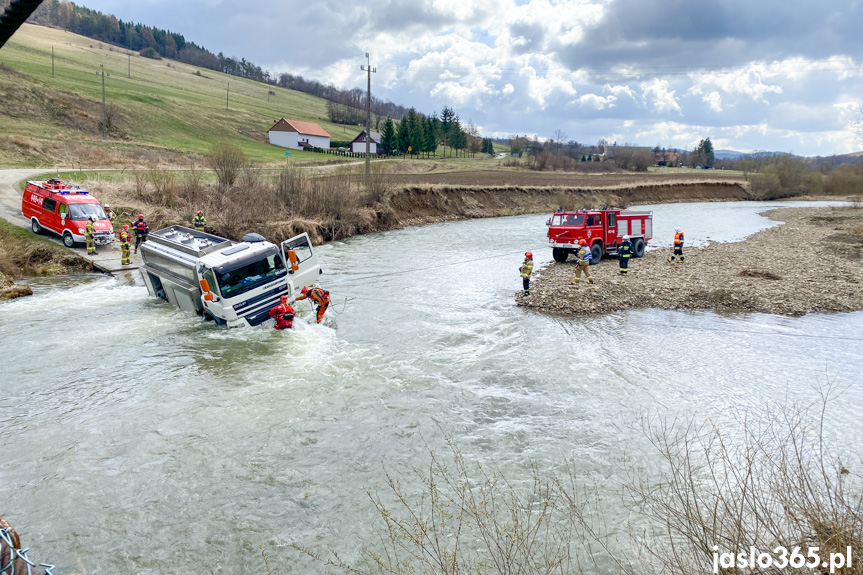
left=633, top=238, right=645, bottom=257
left=63, top=232, right=75, bottom=247
left=31, top=219, right=42, bottom=234
left=552, top=248, right=568, bottom=263
left=589, top=243, right=603, bottom=265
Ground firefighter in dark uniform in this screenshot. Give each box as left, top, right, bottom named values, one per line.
left=193, top=210, right=206, bottom=232
left=296, top=286, right=330, bottom=324
left=519, top=251, right=533, bottom=296
left=668, top=228, right=685, bottom=262
left=268, top=295, right=295, bottom=330
left=133, top=214, right=149, bottom=253
left=618, top=235, right=633, bottom=275
left=85, top=215, right=97, bottom=255
left=119, top=224, right=132, bottom=265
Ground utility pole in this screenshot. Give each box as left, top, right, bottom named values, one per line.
left=128, top=52, right=130, bottom=79
left=360, top=52, right=376, bottom=183
left=226, top=82, right=229, bottom=111
left=100, top=63, right=106, bottom=132
left=51, top=46, right=54, bottom=77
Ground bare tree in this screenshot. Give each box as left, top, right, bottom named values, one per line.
left=208, top=142, right=246, bottom=191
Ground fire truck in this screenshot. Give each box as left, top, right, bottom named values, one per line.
left=22, top=178, right=114, bottom=247
left=547, top=208, right=653, bottom=264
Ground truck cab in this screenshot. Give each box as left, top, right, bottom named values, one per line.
left=547, top=208, right=652, bottom=263
left=22, top=179, right=114, bottom=247
left=140, top=226, right=322, bottom=328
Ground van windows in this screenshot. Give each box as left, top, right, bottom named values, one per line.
left=59, top=204, right=68, bottom=219
left=69, top=204, right=107, bottom=221
left=42, top=198, right=57, bottom=213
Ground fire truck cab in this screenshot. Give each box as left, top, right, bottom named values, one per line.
left=547, top=208, right=653, bottom=264
left=22, top=178, right=114, bottom=247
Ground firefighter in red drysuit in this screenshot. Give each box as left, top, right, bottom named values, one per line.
left=296, top=286, right=330, bottom=324
left=268, top=295, right=295, bottom=330
left=132, top=214, right=149, bottom=254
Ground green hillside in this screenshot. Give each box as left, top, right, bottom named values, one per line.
left=0, top=23, right=368, bottom=166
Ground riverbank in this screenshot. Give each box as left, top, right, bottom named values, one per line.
left=518, top=205, right=863, bottom=316
left=0, top=219, right=92, bottom=299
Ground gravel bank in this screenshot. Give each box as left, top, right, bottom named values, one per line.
left=518, top=206, right=863, bottom=316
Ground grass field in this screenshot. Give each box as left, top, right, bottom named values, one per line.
left=0, top=24, right=390, bottom=166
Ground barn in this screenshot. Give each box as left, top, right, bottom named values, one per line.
left=268, top=118, right=331, bottom=151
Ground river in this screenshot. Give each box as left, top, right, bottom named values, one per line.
left=2, top=201, right=862, bottom=574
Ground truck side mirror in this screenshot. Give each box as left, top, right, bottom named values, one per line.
left=199, top=279, right=210, bottom=293
left=204, top=293, right=214, bottom=301
left=287, top=249, right=299, bottom=271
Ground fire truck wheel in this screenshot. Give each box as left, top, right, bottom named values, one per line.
left=31, top=219, right=42, bottom=234
left=63, top=232, right=76, bottom=248
left=633, top=238, right=645, bottom=257
left=552, top=248, right=569, bottom=263
left=589, top=243, right=603, bottom=265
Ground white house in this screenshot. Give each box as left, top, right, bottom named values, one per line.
left=268, top=118, right=331, bottom=151
left=351, top=130, right=382, bottom=154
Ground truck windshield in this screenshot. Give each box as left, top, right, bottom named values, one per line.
left=552, top=214, right=584, bottom=226
left=69, top=204, right=107, bottom=221
left=216, top=252, right=286, bottom=299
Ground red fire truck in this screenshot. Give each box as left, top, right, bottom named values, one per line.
left=22, top=178, right=114, bottom=247
left=547, top=208, right=653, bottom=264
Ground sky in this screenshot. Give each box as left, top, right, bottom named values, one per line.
left=73, top=0, right=863, bottom=156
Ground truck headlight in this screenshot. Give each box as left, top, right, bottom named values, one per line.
left=77, top=228, right=86, bottom=234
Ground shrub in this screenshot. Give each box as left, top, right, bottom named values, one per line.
left=209, top=142, right=247, bottom=191
left=139, top=47, right=161, bottom=60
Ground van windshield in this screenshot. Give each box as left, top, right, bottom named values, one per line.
left=69, top=204, right=107, bottom=221
left=552, top=214, right=584, bottom=226
left=216, top=252, right=286, bottom=299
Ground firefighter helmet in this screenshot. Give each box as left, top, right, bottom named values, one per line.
left=89, top=215, right=95, bottom=221
left=622, top=235, right=630, bottom=240
left=301, top=286, right=310, bottom=295
left=122, top=224, right=129, bottom=230
left=525, top=251, right=533, bottom=258
left=578, top=239, right=587, bottom=246
left=197, top=210, right=202, bottom=216
left=138, top=214, right=144, bottom=220
left=104, top=204, right=110, bottom=208
left=280, top=295, right=288, bottom=303
left=675, top=228, right=681, bottom=233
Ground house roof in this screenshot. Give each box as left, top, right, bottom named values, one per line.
left=351, top=130, right=382, bottom=144
left=268, top=118, right=330, bottom=138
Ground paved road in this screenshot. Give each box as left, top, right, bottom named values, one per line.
left=0, top=168, right=142, bottom=273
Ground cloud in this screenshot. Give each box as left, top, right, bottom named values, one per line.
left=642, top=79, right=680, bottom=114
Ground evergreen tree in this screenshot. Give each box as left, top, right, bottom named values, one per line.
left=439, top=106, right=456, bottom=157
left=397, top=115, right=411, bottom=156
left=381, top=118, right=397, bottom=156
left=407, top=108, right=425, bottom=157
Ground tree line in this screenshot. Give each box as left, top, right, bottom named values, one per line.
left=378, top=106, right=493, bottom=158
left=7, top=0, right=412, bottom=122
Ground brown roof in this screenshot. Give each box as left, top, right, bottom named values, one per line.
left=268, top=118, right=330, bottom=138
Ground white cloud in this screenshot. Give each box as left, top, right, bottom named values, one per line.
left=642, top=79, right=681, bottom=113
left=703, top=91, right=723, bottom=112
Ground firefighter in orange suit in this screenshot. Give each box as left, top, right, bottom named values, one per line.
left=668, top=228, right=685, bottom=262
left=296, top=286, right=330, bottom=324
left=269, top=295, right=295, bottom=330
left=119, top=224, right=132, bottom=265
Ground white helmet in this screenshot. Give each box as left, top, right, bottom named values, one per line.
left=104, top=204, right=110, bottom=208
left=622, top=235, right=630, bottom=240
left=89, top=215, right=96, bottom=221
left=675, top=228, right=681, bottom=232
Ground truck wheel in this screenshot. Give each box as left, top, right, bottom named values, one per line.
left=31, top=219, right=42, bottom=234
left=63, top=232, right=75, bottom=247
left=589, top=243, right=603, bottom=265
left=633, top=238, right=645, bottom=257
left=552, top=248, right=568, bottom=263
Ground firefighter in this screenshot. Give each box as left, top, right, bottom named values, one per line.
left=193, top=210, right=206, bottom=232
left=571, top=239, right=594, bottom=285
left=132, top=214, right=149, bottom=254
left=119, top=224, right=132, bottom=265
left=85, top=215, right=97, bottom=255
left=668, top=228, right=685, bottom=262
left=618, top=235, right=633, bottom=275
left=519, top=251, right=533, bottom=296
left=296, top=285, right=330, bottom=324
left=103, top=204, right=115, bottom=222
left=268, top=295, right=295, bottom=330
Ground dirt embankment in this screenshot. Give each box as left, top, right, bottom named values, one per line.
left=387, top=181, right=749, bottom=225
left=518, top=205, right=863, bottom=317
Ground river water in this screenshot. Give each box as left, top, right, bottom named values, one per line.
left=2, top=201, right=862, bottom=574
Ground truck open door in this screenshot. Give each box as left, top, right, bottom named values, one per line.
left=281, top=233, right=321, bottom=292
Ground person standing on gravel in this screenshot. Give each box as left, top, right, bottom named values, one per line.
left=668, top=228, right=685, bottom=262
left=618, top=235, right=633, bottom=275
left=571, top=240, right=594, bottom=285
left=519, top=251, right=534, bottom=296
